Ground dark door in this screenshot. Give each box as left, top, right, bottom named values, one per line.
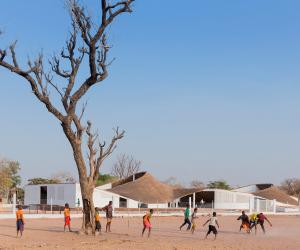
left=40, top=186, right=47, bottom=204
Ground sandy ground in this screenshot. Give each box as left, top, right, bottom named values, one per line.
left=0, top=215, right=300, bottom=250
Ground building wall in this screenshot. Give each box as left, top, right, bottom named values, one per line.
left=24, top=184, right=77, bottom=207
left=93, top=189, right=120, bottom=208
left=148, top=203, right=169, bottom=209
left=127, top=199, right=139, bottom=208
left=214, top=190, right=252, bottom=210
left=24, top=185, right=41, bottom=205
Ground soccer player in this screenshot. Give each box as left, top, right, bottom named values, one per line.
left=203, top=211, right=219, bottom=240
left=64, top=203, right=72, bottom=232
left=16, top=205, right=25, bottom=237
left=179, top=204, right=191, bottom=231
left=191, top=208, right=198, bottom=234
left=237, top=211, right=250, bottom=233
left=142, top=209, right=154, bottom=238
left=102, top=201, right=113, bottom=232
left=257, top=212, right=272, bottom=233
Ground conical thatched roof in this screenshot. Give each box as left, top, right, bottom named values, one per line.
left=108, top=172, right=202, bottom=203
left=253, top=186, right=298, bottom=206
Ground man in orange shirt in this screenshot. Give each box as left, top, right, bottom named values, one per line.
left=16, top=205, right=25, bottom=237
left=64, top=203, right=72, bottom=232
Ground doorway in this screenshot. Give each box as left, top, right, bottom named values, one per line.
left=40, top=186, right=47, bottom=204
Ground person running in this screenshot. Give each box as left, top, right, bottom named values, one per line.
left=191, top=208, right=198, bottom=234
left=95, top=207, right=101, bottom=234
left=64, top=203, right=72, bottom=232
left=257, top=212, right=272, bottom=233
left=142, top=209, right=154, bottom=238
left=237, top=211, right=250, bottom=233
left=16, top=205, right=25, bottom=237
left=102, top=201, right=113, bottom=232
left=203, top=211, right=219, bottom=240
left=179, top=204, right=191, bottom=231
left=249, top=212, right=258, bottom=234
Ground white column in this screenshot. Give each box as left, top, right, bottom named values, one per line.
left=193, top=193, right=196, bottom=208
left=273, top=199, right=276, bottom=213
left=249, top=198, right=252, bottom=213
left=189, top=197, right=192, bottom=215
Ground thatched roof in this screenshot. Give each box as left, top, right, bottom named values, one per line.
left=253, top=186, right=298, bottom=206
left=108, top=172, right=202, bottom=204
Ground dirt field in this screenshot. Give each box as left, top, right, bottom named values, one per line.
left=0, top=215, right=300, bottom=250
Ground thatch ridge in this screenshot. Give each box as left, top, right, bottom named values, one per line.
left=108, top=172, right=203, bottom=203
left=253, top=186, right=298, bottom=206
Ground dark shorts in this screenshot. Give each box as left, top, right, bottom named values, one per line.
left=208, top=225, right=217, bottom=235
left=16, top=219, right=24, bottom=231
left=96, top=221, right=101, bottom=230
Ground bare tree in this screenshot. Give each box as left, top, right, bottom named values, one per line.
left=111, top=153, right=141, bottom=179
left=163, top=177, right=183, bottom=188
left=190, top=180, right=205, bottom=189
left=0, top=0, right=135, bottom=234
left=280, top=178, right=300, bottom=202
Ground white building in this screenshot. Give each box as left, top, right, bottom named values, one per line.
left=25, top=174, right=291, bottom=213
left=24, top=183, right=143, bottom=208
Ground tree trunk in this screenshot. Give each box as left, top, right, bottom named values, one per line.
left=80, top=182, right=96, bottom=234
left=62, top=124, right=96, bottom=234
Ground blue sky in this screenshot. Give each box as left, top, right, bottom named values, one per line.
left=0, top=0, right=299, bottom=187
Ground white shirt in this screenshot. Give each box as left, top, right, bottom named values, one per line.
left=209, top=216, right=218, bottom=227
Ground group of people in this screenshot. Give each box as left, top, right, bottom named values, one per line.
left=178, top=205, right=273, bottom=240
left=15, top=201, right=114, bottom=237
left=237, top=210, right=272, bottom=234
left=179, top=205, right=220, bottom=239
left=15, top=202, right=272, bottom=240
left=63, top=201, right=114, bottom=234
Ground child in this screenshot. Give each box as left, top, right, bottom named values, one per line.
left=237, top=211, right=250, bottom=233
left=16, top=205, right=25, bottom=237
left=142, top=209, right=154, bottom=238
left=102, top=201, right=113, bottom=232
left=191, top=208, right=198, bottom=234
left=64, top=203, right=72, bottom=232
left=179, top=204, right=191, bottom=231
left=257, top=212, right=272, bottom=234
left=95, top=207, right=101, bottom=234
left=203, top=212, right=219, bottom=240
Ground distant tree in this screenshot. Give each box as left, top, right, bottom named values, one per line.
left=111, top=154, right=141, bottom=179
left=27, top=178, right=60, bottom=185
left=163, top=177, right=183, bottom=188
left=0, top=165, right=11, bottom=201
left=51, top=171, right=76, bottom=183
left=16, top=187, right=24, bottom=204
left=190, top=180, right=205, bottom=189
left=207, top=180, right=231, bottom=190
left=96, top=174, right=118, bottom=186
left=0, top=159, right=21, bottom=202
left=280, top=178, right=300, bottom=202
